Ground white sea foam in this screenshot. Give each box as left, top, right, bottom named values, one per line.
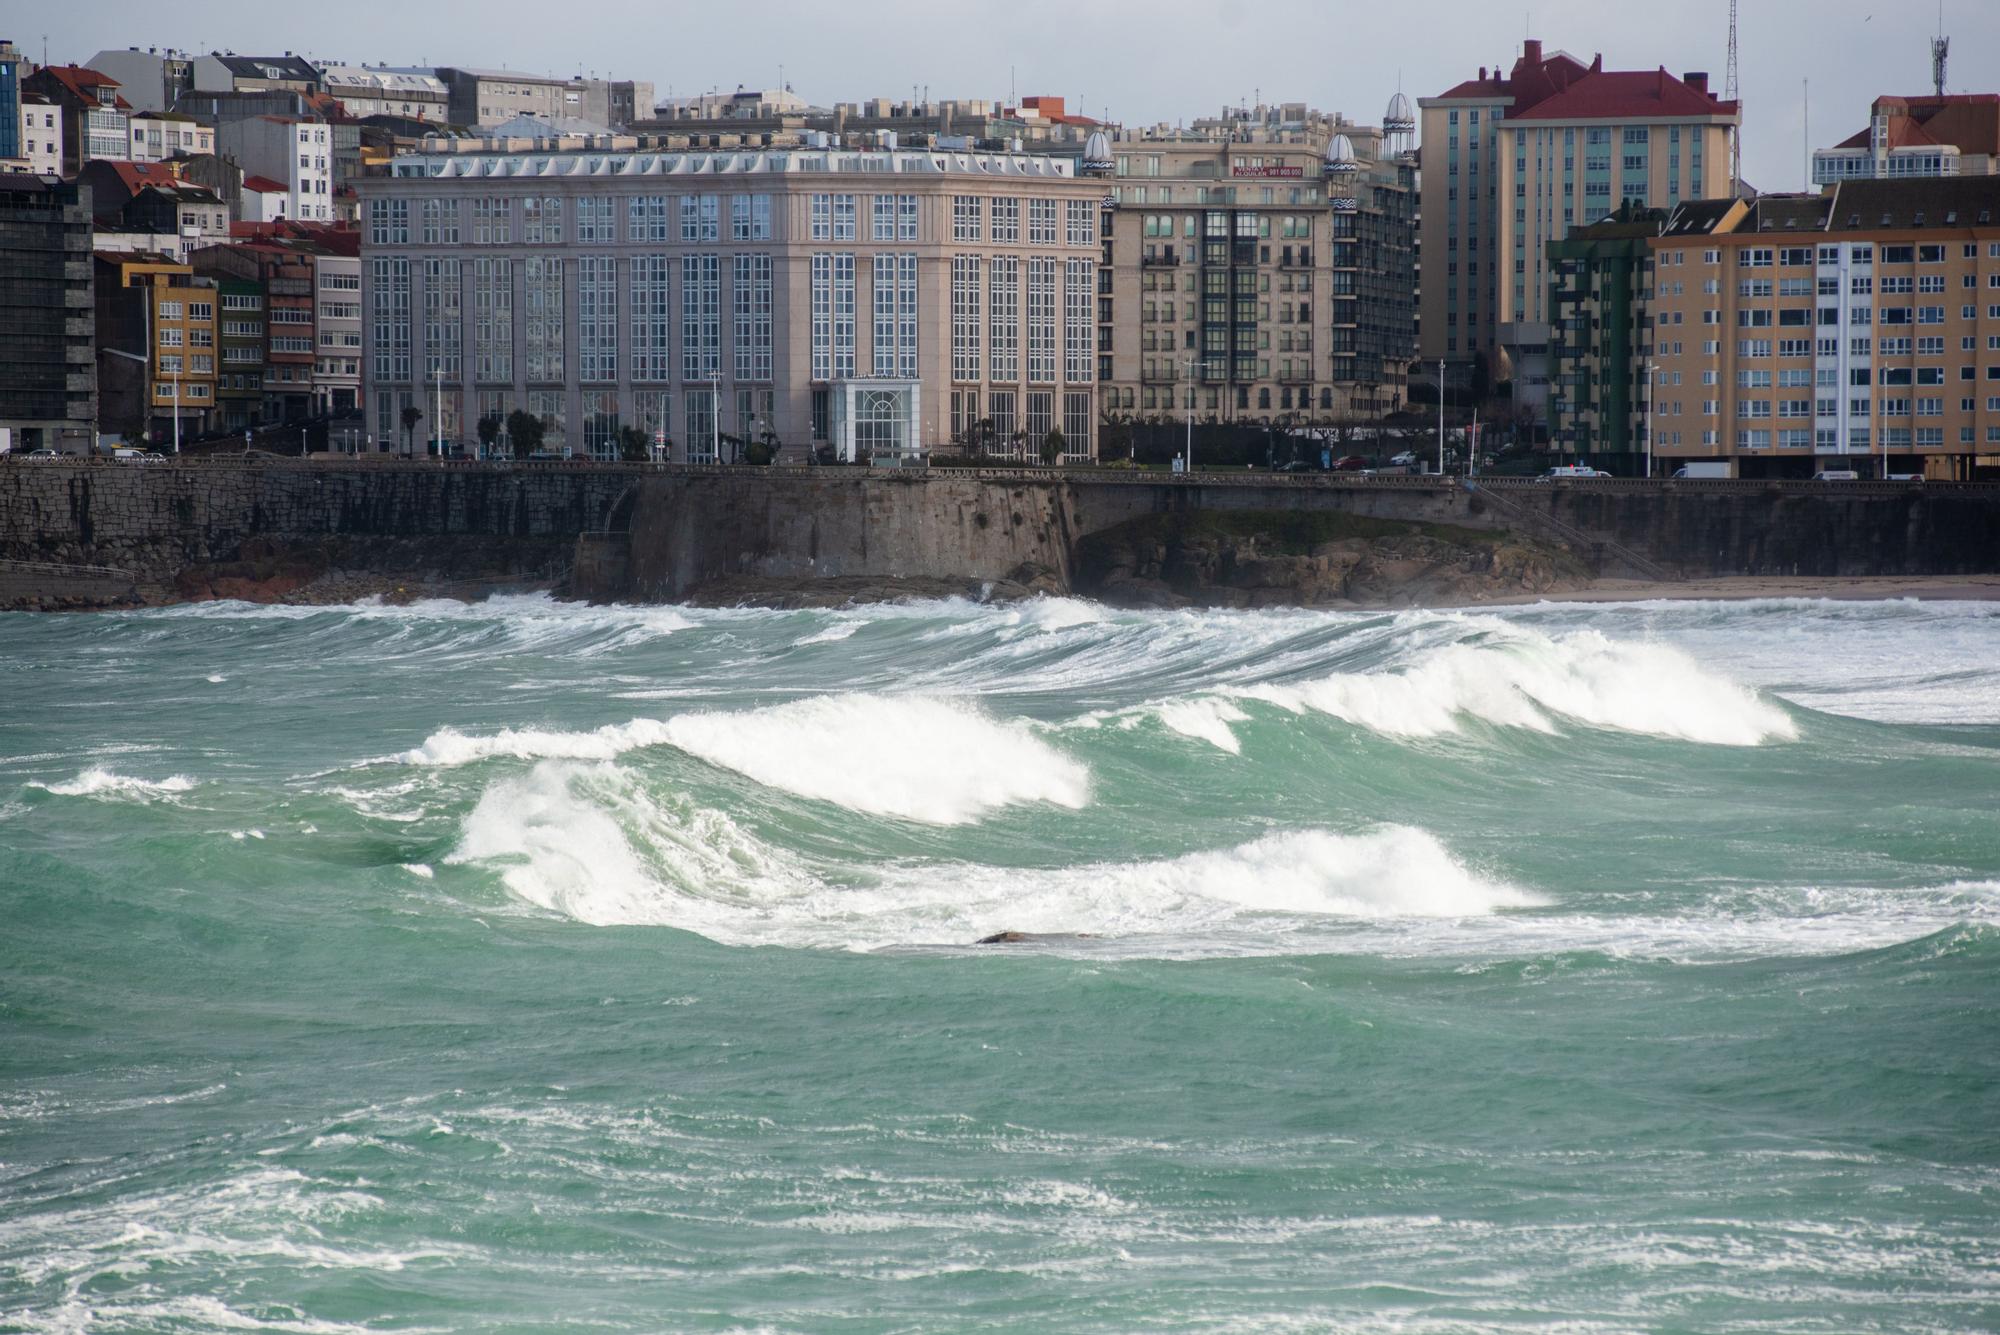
left=447, top=762, right=817, bottom=930
left=31, top=768, right=197, bottom=799
left=402, top=695, right=1087, bottom=825
left=1150, top=699, right=1254, bottom=753
left=657, top=694, right=1090, bottom=824
left=449, top=763, right=1531, bottom=950
left=396, top=718, right=678, bottom=767
left=1230, top=626, right=1797, bottom=746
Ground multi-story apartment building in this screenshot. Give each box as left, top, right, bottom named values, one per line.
left=1814, top=94, right=2000, bottom=185
left=430, top=68, right=579, bottom=130
left=94, top=252, right=219, bottom=439
left=0, top=172, right=95, bottom=453
left=195, top=239, right=319, bottom=422
left=356, top=142, right=1102, bottom=461
left=85, top=48, right=196, bottom=115
left=127, top=111, right=214, bottom=163
left=23, top=65, right=133, bottom=176
left=216, top=115, right=334, bottom=221
left=0, top=39, right=21, bottom=165
left=1546, top=204, right=1667, bottom=464
left=192, top=53, right=321, bottom=99
left=13, top=95, right=63, bottom=176
left=1419, top=39, right=1738, bottom=390
left=209, top=271, right=265, bottom=430
left=1647, top=176, right=2000, bottom=480
left=320, top=67, right=448, bottom=123
left=1100, top=102, right=1418, bottom=427
left=313, top=251, right=362, bottom=413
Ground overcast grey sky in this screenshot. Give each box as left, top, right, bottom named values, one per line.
left=28, top=0, right=1998, bottom=191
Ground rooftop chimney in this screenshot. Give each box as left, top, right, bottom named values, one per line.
left=1479, top=67, right=1487, bottom=82
left=1523, top=39, right=1543, bottom=65
left=1685, top=72, right=1709, bottom=94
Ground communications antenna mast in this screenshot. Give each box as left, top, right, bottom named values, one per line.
left=1932, top=2, right=1950, bottom=97
left=1726, top=0, right=1742, bottom=191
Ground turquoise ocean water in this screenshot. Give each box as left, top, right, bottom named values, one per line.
left=1, top=594, right=1996, bottom=1332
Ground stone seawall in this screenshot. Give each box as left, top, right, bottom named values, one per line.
left=4, top=461, right=1999, bottom=608
left=621, top=471, right=1076, bottom=600
left=0, top=462, right=640, bottom=569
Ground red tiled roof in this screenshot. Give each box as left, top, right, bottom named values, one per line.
left=1833, top=95, right=2000, bottom=156
left=1513, top=67, right=1738, bottom=122
left=241, top=175, right=289, bottom=193
left=32, top=65, right=133, bottom=112
left=1433, top=42, right=1734, bottom=122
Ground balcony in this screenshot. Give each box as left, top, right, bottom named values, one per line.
left=1141, top=252, right=1180, bottom=267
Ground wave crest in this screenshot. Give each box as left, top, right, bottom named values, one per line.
left=31, top=768, right=197, bottom=799
left=446, top=762, right=1531, bottom=950
left=1225, top=627, right=1797, bottom=747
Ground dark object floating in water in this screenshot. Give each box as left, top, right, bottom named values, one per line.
left=974, top=931, right=1100, bottom=945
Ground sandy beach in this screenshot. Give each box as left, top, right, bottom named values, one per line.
left=1486, top=573, right=2000, bottom=606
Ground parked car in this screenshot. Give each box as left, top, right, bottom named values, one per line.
left=1389, top=450, right=1419, bottom=466
left=1885, top=472, right=1926, bottom=483
left=111, top=448, right=163, bottom=464
left=1539, top=465, right=1612, bottom=480
left=1333, top=455, right=1368, bottom=472
left=21, top=448, right=62, bottom=461
left=1276, top=460, right=1317, bottom=473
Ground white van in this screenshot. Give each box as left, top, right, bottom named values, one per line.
left=1812, top=469, right=1859, bottom=481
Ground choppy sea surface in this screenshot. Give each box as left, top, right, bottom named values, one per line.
left=2, top=594, right=1997, bottom=1332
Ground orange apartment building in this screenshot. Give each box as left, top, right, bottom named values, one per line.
left=1647, top=176, right=2000, bottom=479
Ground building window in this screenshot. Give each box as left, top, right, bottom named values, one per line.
left=992, top=197, right=1021, bottom=245
left=730, top=193, right=772, bottom=241
left=423, top=257, right=461, bottom=380
left=989, top=256, right=1020, bottom=382
left=681, top=253, right=720, bottom=382
left=522, top=196, right=562, bottom=245
left=369, top=256, right=411, bottom=382
left=575, top=196, right=613, bottom=244
left=951, top=256, right=982, bottom=383
left=680, top=194, right=719, bottom=243
left=1066, top=198, right=1095, bottom=247
left=523, top=256, right=564, bottom=382
left=582, top=388, right=619, bottom=460
left=578, top=256, right=617, bottom=382
left=953, top=195, right=983, bottom=242
left=471, top=257, right=512, bottom=382
left=1025, top=258, right=1058, bottom=385
left=368, top=198, right=408, bottom=246
left=421, top=197, right=461, bottom=245
left=1062, top=390, right=1091, bottom=459
left=1063, top=257, right=1094, bottom=383
left=810, top=193, right=856, bottom=242
left=629, top=195, right=669, bottom=243
left=733, top=253, right=773, bottom=381
left=631, top=254, right=672, bottom=382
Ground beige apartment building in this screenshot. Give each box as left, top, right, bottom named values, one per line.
left=355, top=143, right=1103, bottom=461
left=1102, top=102, right=1417, bottom=425
left=1420, top=39, right=1737, bottom=390
left=1647, top=177, right=2000, bottom=479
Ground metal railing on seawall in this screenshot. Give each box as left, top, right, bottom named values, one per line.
left=9, top=455, right=2000, bottom=499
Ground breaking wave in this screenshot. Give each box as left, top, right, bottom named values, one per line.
left=30, top=768, right=198, bottom=800
left=1214, top=627, right=1798, bottom=747
left=446, top=760, right=1534, bottom=951
left=403, top=694, right=1090, bottom=825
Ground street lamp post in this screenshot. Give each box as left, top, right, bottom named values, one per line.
left=432, top=367, right=444, bottom=459
left=1643, top=358, right=1656, bottom=479
left=172, top=362, right=182, bottom=455
left=1180, top=356, right=1205, bottom=474
left=1434, top=360, right=1447, bottom=475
